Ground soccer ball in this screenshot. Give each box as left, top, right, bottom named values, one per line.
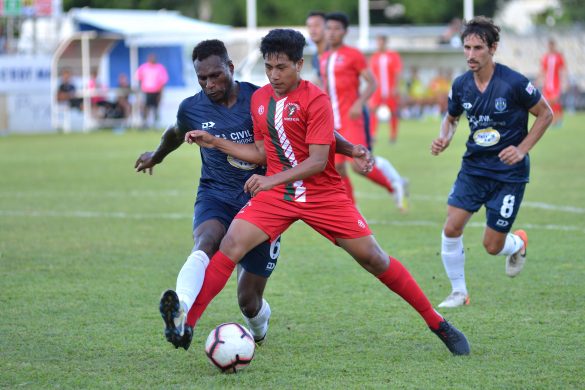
left=204, top=322, right=256, bottom=373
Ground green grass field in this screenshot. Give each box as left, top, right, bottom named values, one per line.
left=1, top=114, right=584, bottom=389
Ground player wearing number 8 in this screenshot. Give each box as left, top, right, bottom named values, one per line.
left=430, top=16, right=553, bottom=308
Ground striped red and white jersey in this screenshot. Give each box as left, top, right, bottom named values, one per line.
left=370, top=50, right=402, bottom=99
left=319, top=45, right=367, bottom=130
left=251, top=80, right=344, bottom=202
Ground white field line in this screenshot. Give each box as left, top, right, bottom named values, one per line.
left=0, top=190, right=583, bottom=214
left=0, top=210, right=584, bottom=234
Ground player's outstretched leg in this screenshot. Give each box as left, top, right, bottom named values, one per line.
left=375, top=256, right=470, bottom=355
left=242, top=298, right=271, bottom=345
left=159, top=289, right=193, bottom=350
left=505, top=229, right=528, bottom=277
left=430, top=320, right=470, bottom=356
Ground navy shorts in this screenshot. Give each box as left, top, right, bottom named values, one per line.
left=193, top=197, right=280, bottom=278
left=447, top=171, right=526, bottom=233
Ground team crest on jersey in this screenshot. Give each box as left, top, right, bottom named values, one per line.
left=525, top=82, right=535, bottom=95
left=286, top=103, right=300, bottom=117
left=284, top=102, right=301, bottom=121
left=258, top=105, right=265, bottom=115
left=494, top=97, right=507, bottom=112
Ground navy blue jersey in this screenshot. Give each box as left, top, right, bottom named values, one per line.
left=448, top=63, right=541, bottom=183
left=176, top=82, right=264, bottom=208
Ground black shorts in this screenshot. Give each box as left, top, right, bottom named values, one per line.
left=447, top=171, right=526, bottom=233
left=145, top=92, right=161, bottom=107
left=193, top=196, right=280, bottom=278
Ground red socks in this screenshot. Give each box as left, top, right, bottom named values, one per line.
left=377, top=257, right=443, bottom=330
left=366, top=165, right=394, bottom=193
left=186, top=251, right=236, bottom=327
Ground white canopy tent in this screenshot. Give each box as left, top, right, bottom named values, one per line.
left=51, top=8, right=231, bottom=131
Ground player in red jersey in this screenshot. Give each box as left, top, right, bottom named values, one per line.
left=320, top=12, right=409, bottom=211
left=539, top=38, right=566, bottom=127
left=183, top=28, right=470, bottom=356
left=369, top=35, right=402, bottom=143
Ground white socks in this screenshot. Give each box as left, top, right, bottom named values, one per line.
left=176, top=250, right=210, bottom=312
left=375, top=156, right=402, bottom=186
left=441, top=231, right=467, bottom=294
left=243, top=298, right=271, bottom=340
left=496, top=233, right=525, bottom=256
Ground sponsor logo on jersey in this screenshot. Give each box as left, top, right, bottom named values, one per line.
left=258, top=105, right=265, bottom=115
left=463, top=102, right=472, bottom=110
left=473, top=128, right=501, bottom=147
left=525, top=82, right=535, bottom=95
left=238, top=200, right=252, bottom=214
left=227, top=155, right=258, bottom=170
left=495, top=97, right=507, bottom=112
left=357, top=219, right=366, bottom=229
left=202, top=121, right=215, bottom=129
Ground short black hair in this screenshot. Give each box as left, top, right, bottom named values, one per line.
left=325, top=12, right=350, bottom=30
left=307, top=11, right=326, bottom=20
left=461, top=16, right=500, bottom=48
left=260, top=29, right=306, bottom=63
left=192, top=39, right=230, bottom=63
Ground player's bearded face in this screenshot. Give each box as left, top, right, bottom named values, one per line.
left=195, top=55, right=232, bottom=102
left=264, top=53, right=303, bottom=97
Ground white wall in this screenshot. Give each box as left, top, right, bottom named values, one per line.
left=0, top=55, right=53, bottom=134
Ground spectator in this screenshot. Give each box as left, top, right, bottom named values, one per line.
left=438, top=18, right=463, bottom=48
left=135, top=53, right=169, bottom=128
left=57, top=69, right=82, bottom=110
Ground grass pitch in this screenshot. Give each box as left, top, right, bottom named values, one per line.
left=1, top=114, right=584, bottom=388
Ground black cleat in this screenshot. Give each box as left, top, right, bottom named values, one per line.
left=431, top=320, right=470, bottom=356
left=159, top=289, right=192, bottom=350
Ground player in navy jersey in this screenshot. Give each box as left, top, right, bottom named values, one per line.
left=135, top=39, right=374, bottom=349
left=430, top=17, right=553, bottom=308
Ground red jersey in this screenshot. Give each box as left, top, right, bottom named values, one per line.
left=320, top=45, right=367, bottom=130
left=370, top=50, right=402, bottom=99
left=541, top=52, right=565, bottom=96
left=251, top=80, right=345, bottom=203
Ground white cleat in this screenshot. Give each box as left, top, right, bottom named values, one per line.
left=438, top=291, right=470, bottom=308
left=506, top=230, right=528, bottom=278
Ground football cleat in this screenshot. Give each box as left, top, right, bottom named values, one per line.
left=506, top=229, right=528, bottom=278
left=159, top=289, right=192, bottom=350
left=431, top=320, right=470, bottom=356
left=438, top=291, right=470, bottom=308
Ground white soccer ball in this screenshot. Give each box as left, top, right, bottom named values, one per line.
left=204, top=322, right=256, bottom=373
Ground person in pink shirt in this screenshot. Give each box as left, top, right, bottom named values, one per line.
left=135, top=53, right=169, bottom=127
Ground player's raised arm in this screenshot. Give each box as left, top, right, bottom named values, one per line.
left=185, top=130, right=266, bottom=165
left=135, top=123, right=184, bottom=175
left=431, top=113, right=460, bottom=156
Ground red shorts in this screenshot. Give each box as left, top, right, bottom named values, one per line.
left=235, top=189, right=372, bottom=243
